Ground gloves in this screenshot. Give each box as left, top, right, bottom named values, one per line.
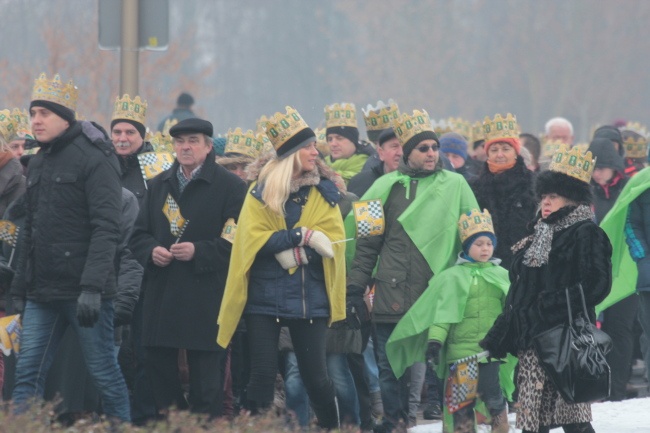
left=275, top=247, right=309, bottom=270
left=77, top=291, right=101, bottom=328
left=12, top=296, right=25, bottom=315
left=113, top=304, right=132, bottom=327
left=346, top=286, right=369, bottom=329
left=426, top=341, right=442, bottom=367
left=300, top=227, right=334, bottom=259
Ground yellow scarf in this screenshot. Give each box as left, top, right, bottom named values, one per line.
left=217, top=184, right=347, bottom=348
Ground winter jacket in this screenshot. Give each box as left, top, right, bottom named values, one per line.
left=470, top=157, right=537, bottom=270
left=481, top=207, right=612, bottom=358
left=0, top=156, right=25, bottom=217
left=591, top=173, right=628, bottom=224
left=117, top=141, right=154, bottom=204
left=347, top=162, right=384, bottom=197
left=627, top=187, right=650, bottom=292
left=157, top=108, right=195, bottom=132
left=130, top=150, right=247, bottom=350
left=11, top=121, right=122, bottom=301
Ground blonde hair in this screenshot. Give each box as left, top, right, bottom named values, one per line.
left=258, top=152, right=302, bottom=215
left=0, top=134, right=10, bottom=153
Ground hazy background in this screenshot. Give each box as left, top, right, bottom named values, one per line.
left=1, top=0, right=649, bottom=142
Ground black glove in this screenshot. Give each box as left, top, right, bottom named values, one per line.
left=426, top=341, right=442, bottom=367
left=346, top=285, right=369, bottom=330
left=113, top=304, right=132, bottom=327
left=12, top=296, right=25, bottom=315
left=77, top=291, right=101, bottom=328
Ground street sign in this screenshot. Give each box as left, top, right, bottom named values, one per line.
left=99, top=0, right=169, bottom=50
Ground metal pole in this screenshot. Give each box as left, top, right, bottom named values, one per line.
left=120, top=0, right=139, bottom=96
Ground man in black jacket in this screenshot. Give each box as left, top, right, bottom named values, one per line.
left=10, top=73, right=129, bottom=421
left=129, top=118, right=246, bottom=418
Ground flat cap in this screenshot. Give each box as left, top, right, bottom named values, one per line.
left=169, top=118, right=213, bottom=137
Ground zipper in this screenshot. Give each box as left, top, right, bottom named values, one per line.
left=301, top=266, right=306, bottom=319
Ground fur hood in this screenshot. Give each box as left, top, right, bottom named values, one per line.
left=245, top=151, right=347, bottom=193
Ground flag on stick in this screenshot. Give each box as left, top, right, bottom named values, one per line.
left=333, top=199, right=385, bottom=244
left=138, top=152, right=174, bottom=180
left=0, top=314, right=21, bottom=355
left=162, top=194, right=189, bottom=239
left=0, top=220, right=19, bottom=247
left=444, top=350, right=488, bottom=413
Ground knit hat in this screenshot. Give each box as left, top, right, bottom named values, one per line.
left=110, top=119, right=146, bottom=139
left=588, top=137, right=625, bottom=172
left=439, top=132, right=468, bottom=160
left=111, top=94, right=147, bottom=138
left=593, top=125, right=622, bottom=146
left=30, top=73, right=77, bottom=124
left=457, top=209, right=497, bottom=256
left=326, top=125, right=359, bottom=147
left=30, top=100, right=75, bottom=124
left=325, top=102, right=359, bottom=147
left=403, top=131, right=439, bottom=162
left=484, top=137, right=521, bottom=155
left=462, top=232, right=497, bottom=257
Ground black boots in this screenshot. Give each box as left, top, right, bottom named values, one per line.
left=313, top=396, right=340, bottom=430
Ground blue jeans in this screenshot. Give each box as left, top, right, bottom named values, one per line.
left=327, top=353, right=360, bottom=425
left=364, top=337, right=380, bottom=393
left=375, top=323, right=409, bottom=429
left=283, top=351, right=311, bottom=427
left=12, top=299, right=131, bottom=421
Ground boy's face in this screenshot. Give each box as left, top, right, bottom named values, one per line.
left=468, top=235, right=494, bottom=262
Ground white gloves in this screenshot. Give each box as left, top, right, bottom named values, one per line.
left=275, top=247, right=309, bottom=270
left=299, top=227, right=334, bottom=258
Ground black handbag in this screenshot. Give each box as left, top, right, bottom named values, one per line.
left=532, top=285, right=612, bottom=403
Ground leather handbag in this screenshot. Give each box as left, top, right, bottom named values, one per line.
left=532, top=285, right=612, bottom=403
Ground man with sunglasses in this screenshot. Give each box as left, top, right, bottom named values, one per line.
left=346, top=110, right=478, bottom=433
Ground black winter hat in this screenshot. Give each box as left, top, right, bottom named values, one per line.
left=378, top=128, right=397, bottom=147
left=535, top=169, right=593, bottom=205
left=110, top=118, right=146, bottom=139
left=593, top=125, right=624, bottom=156
left=403, top=130, right=439, bottom=162
left=588, top=137, right=625, bottom=172
left=30, top=100, right=76, bottom=124
left=326, top=125, right=359, bottom=147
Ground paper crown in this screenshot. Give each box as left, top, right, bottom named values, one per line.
left=161, top=118, right=178, bottom=136
left=361, top=100, right=400, bottom=132
left=10, top=108, right=32, bottom=139
left=541, top=139, right=564, bottom=158
left=255, top=115, right=270, bottom=134
left=471, top=120, right=485, bottom=142
left=621, top=122, right=649, bottom=159
left=447, top=117, right=472, bottom=140
left=432, top=118, right=453, bottom=136
left=225, top=128, right=265, bottom=159
left=0, top=110, right=16, bottom=142
left=112, top=94, right=148, bottom=126
left=325, top=102, right=358, bottom=129
left=482, top=113, right=519, bottom=142
left=392, top=109, right=434, bottom=147
left=31, top=73, right=78, bottom=111
left=148, top=131, right=174, bottom=154
left=264, top=106, right=314, bottom=156
left=548, top=144, right=595, bottom=184
left=314, top=127, right=329, bottom=156
left=458, top=209, right=494, bottom=244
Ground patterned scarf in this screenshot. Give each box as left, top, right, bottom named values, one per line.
left=516, top=204, right=594, bottom=267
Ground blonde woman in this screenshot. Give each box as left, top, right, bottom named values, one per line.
left=217, top=107, right=346, bottom=429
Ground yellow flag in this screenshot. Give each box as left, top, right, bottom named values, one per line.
left=162, top=193, right=188, bottom=238
left=138, top=152, right=175, bottom=180
left=0, top=314, right=21, bottom=355
left=352, top=199, right=385, bottom=239
left=0, top=220, right=19, bottom=247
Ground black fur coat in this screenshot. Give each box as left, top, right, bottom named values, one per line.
left=470, top=157, right=537, bottom=270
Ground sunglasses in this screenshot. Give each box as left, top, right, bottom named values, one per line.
left=415, top=144, right=439, bottom=153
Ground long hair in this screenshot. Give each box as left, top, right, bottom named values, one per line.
left=0, top=133, right=10, bottom=153
left=258, top=152, right=302, bottom=215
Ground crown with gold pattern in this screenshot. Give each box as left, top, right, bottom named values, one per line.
left=256, top=115, right=270, bottom=135
left=112, top=94, right=148, bottom=126
left=471, top=121, right=485, bottom=143
left=458, top=209, right=494, bottom=244
left=447, top=117, right=471, bottom=140
left=148, top=131, right=175, bottom=154
left=548, top=144, right=595, bottom=184
left=482, top=113, right=519, bottom=142
left=432, top=118, right=453, bottom=136
left=324, top=103, right=357, bottom=129
left=31, top=73, right=78, bottom=111
left=314, top=127, right=329, bottom=157
left=361, top=100, right=400, bottom=133
left=621, top=122, right=649, bottom=159
left=541, top=139, right=564, bottom=158
left=9, top=108, right=31, bottom=140
left=392, top=109, right=434, bottom=147
left=264, top=106, right=315, bottom=158
left=225, top=128, right=265, bottom=159
left=0, top=110, right=17, bottom=142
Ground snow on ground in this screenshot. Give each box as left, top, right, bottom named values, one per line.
left=410, top=397, right=650, bottom=433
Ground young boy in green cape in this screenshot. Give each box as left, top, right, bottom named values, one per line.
left=385, top=209, right=515, bottom=433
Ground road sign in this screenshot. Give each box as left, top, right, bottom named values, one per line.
left=99, top=0, right=169, bottom=50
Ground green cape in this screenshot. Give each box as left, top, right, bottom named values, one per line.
left=596, top=167, right=650, bottom=314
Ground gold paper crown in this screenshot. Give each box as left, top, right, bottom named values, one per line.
left=447, top=117, right=472, bottom=140
left=225, top=128, right=265, bottom=159
left=324, top=102, right=357, bottom=129
left=256, top=115, right=270, bottom=134
left=31, top=73, right=78, bottom=111
left=148, top=131, right=174, bottom=154
left=392, top=110, right=434, bottom=147
left=621, top=122, right=649, bottom=159
left=471, top=121, right=485, bottom=142
left=264, top=106, right=311, bottom=152
left=112, top=94, right=148, bottom=126
left=541, top=139, right=564, bottom=158
left=0, top=110, right=16, bottom=142
left=10, top=108, right=31, bottom=139
left=432, top=118, right=453, bottom=136
left=458, top=209, right=494, bottom=244
left=161, top=118, right=178, bottom=136
left=314, top=127, right=329, bottom=156
left=548, top=144, right=595, bottom=184
left=482, top=113, right=519, bottom=142
left=361, top=100, right=400, bottom=132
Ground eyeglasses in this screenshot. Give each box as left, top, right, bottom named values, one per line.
left=415, top=144, right=439, bottom=153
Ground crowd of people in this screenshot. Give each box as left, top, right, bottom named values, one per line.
left=0, top=72, right=648, bottom=433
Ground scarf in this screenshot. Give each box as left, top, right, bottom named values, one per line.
left=517, top=204, right=594, bottom=267
left=487, top=158, right=516, bottom=174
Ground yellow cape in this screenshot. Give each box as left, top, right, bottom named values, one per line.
left=217, top=184, right=347, bottom=348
